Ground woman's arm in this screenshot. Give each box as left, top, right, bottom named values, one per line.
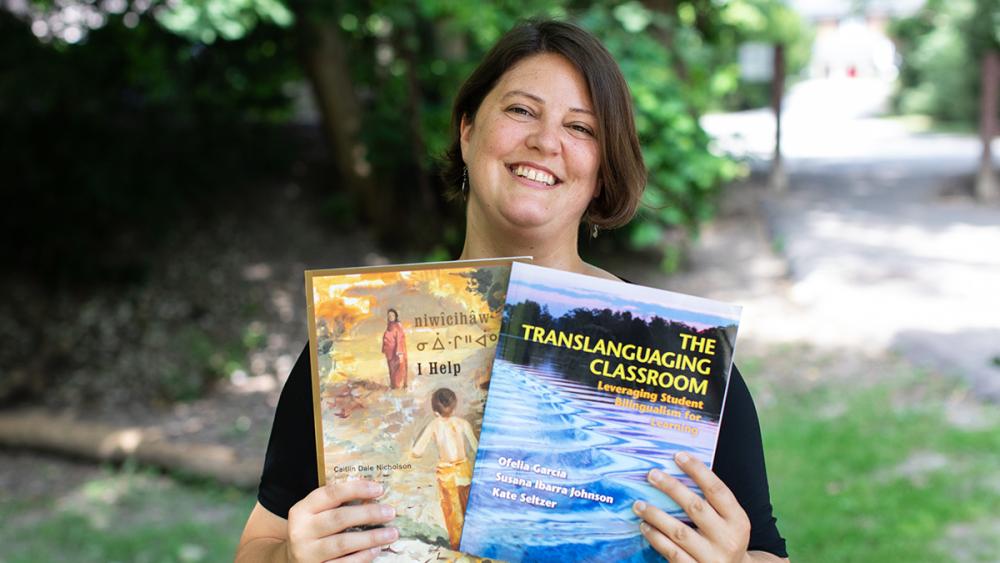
left=236, top=480, right=398, bottom=563
left=236, top=502, right=294, bottom=563
left=748, top=550, right=789, bottom=562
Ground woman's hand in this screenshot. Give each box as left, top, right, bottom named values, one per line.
left=633, top=452, right=751, bottom=563
left=285, top=479, right=399, bottom=563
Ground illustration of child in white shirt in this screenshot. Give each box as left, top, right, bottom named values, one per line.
left=411, top=387, right=478, bottom=550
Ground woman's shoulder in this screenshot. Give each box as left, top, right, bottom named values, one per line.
left=582, top=262, right=622, bottom=282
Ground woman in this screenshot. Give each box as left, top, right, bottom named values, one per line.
left=236, top=20, right=788, bottom=563
left=381, top=309, right=408, bottom=390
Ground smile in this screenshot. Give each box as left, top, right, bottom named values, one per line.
left=508, top=163, right=560, bottom=187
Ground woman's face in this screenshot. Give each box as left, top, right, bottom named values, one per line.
left=460, top=53, right=600, bottom=237
left=387, top=311, right=397, bottom=322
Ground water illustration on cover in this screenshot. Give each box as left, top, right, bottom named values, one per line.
left=306, top=259, right=515, bottom=562
left=460, top=262, right=741, bottom=562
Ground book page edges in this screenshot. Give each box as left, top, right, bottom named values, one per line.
left=304, top=270, right=327, bottom=486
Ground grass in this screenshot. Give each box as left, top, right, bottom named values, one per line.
left=746, top=350, right=1000, bottom=562
left=0, top=465, right=257, bottom=563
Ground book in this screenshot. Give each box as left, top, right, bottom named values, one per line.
left=305, top=258, right=524, bottom=562
left=459, top=262, right=741, bottom=562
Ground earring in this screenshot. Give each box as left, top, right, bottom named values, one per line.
left=591, top=224, right=599, bottom=239
left=461, top=167, right=469, bottom=200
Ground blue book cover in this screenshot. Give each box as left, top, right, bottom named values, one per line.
left=459, top=262, right=741, bottom=562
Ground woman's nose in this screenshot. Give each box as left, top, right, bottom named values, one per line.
left=526, top=119, right=561, bottom=155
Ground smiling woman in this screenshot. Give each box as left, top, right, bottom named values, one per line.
left=461, top=53, right=602, bottom=248
left=236, top=19, right=789, bottom=563
left=443, top=22, right=646, bottom=278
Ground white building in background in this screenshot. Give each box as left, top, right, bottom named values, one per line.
left=787, top=0, right=925, bottom=80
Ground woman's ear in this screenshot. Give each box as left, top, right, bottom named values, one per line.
left=459, top=113, right=473, bottom=161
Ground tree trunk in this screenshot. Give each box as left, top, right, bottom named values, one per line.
left=976, top=49, right=999, bottom=202
left=642, top=0, right=713, bottom=132
left=398, top=28, right=438, bottom=227
left=293, top=11, right=392, bottom=231
left=769, top=43, right=787, bottom=192
left=641, top=0, right=691, bottom=85
left=0, top=409, right=261, bottom=489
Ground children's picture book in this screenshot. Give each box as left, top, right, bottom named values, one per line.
left=306, top=258, right=524, bottom=562
left=459, top=262, right=741, bottom=562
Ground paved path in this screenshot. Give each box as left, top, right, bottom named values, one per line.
left=669, top=78, right=1000, bottom=399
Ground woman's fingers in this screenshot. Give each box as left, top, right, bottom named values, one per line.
left=312, top=502, right=396, bottom=538
left=327, top=545, right=382, bottom=563
left=319, top=527, right=400, bottom=561
left=299, top=479, right=385, bottom=514
left=638, top=521, right=697, bottom=563
left=646, top=464, right=725, bottom=532
left=673, top=452, right=746, bottom=523
left=286, top=480, right=398, bottom=562
left=634, top=499, right=712, bottom=561
left=639, top=452, right=752, bottom=561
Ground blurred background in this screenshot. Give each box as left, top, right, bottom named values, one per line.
left=1, top=0, right=998, bottom=561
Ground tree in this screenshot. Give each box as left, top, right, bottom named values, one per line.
left=969, top=0, right=1000, bottom=201
left=891, top=0, right=999, bottom=201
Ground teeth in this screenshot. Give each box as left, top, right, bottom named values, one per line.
left=514, top=165, right=555, bottom=186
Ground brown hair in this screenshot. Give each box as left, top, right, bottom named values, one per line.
left=431, top=387, right=457, bottom=416
left=441, top=19, right=646, bottom=230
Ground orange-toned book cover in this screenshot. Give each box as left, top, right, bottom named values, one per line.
left=305, top=258, right=524, bottom=562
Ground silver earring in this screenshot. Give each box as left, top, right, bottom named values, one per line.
left=591, top=224, right=599, bottom=239
left=461, top=167, right=469, bottom=200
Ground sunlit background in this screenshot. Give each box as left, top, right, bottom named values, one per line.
left=1, top=1, right=998, bottom=561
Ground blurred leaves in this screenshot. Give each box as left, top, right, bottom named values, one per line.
left=157, top=0, right=293, bottom=43
left=1, top=0, right=811, bottom=279
left=300, top=0, right=809, bottom=258
left=890, top=0, right=998, bottom=126
left=0, top=7, right=300, bottom=284
left=716, top=0, right=813, bottom=111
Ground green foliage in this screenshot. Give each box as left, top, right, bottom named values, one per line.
left=966, top=0, right=1000, bottom=57
left=158, top=322, right=259, bottom=403
left=158, top=0, right=293, bottom=43
left=580, top=3, right=742, bottom=245
left=0, top=8, right=300, bottom=284
left=2, top=0, right=807, bottom=278
left=304, top=0, right=570, bottom=249
left=889, top=0, right=994, bottom=126
left=716, top=0, right=813, bottom=111
left=722, top=0, right=806, bottom=45
left=317, top=0, right=781, bottom=261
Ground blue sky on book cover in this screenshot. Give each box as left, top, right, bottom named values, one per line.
left=459, top=262, right=741, bottom=562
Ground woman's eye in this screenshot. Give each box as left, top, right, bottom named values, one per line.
left=569, top=124, right=595, bottom=137
left=507, top=106, right=533, bottom=117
